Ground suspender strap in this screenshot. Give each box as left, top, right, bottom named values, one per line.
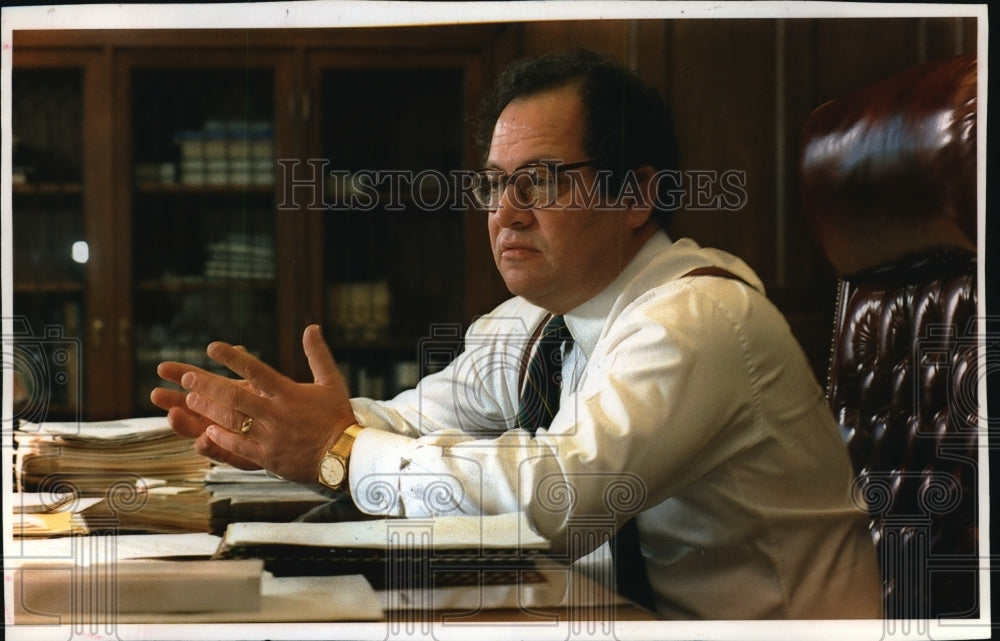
left=682, top=265, right=755, bottom=288
left=613, top=265, right=756, bottom=613
left=518, top=265, right=754, bottom=613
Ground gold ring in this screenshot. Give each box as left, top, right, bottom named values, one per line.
left=240, top=417, right=254, bottom=435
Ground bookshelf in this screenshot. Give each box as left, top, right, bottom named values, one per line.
left=11, top=65, right=89, bottom=422
left=127, top=65, right=280, bottom=410
left=10, top=28, right=510, bottom=421
left=106, top=50, right=290, bottom=416
left=311, top=65, right=468, bottom=398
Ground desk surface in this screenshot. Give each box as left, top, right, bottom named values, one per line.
left=10, top=563, right=654, bottom=626
left=10, top=489, right=657, bottom=626
left=11, top=517, right=654, bottom=626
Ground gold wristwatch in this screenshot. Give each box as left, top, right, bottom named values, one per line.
left=317, top=423, right=364, bottom=491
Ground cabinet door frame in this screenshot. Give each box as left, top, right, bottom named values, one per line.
left=297, top=48, right=496, bottom=351
left=111, top=47, right=297, bottom=414
left=11, top=46, right=115, bottom=420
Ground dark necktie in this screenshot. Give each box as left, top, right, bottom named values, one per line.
left=515, top=314, right=572, bottom=432
left=515, top=314, right=655, bottom=612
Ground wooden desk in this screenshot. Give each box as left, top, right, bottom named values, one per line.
left=10, top=524, right=655, bottom=628
left=11, top=491, right=657, bottom=627
left=378, top=565, right=655, bottom=622
left=9, top=561, right=653, bottom=627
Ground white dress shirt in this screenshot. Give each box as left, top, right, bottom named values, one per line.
left=347, top=231, right=882, bottom=619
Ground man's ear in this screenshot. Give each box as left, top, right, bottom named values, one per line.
left=623, top=166, right=656, bottom=229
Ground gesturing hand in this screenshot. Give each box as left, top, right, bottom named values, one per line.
left=166, top=325, right=356, bottom=484
left=151, top=360, right=264, bottom=470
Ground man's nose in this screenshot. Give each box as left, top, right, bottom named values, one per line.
left=492, top=183, right=535, bottom=228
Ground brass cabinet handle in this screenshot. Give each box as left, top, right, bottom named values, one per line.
left=91, top=319, right=105, bottom=350
left=118, top=317, right=130, bottom=349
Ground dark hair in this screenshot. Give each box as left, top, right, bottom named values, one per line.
left=475, top=49, right=679, bottom=228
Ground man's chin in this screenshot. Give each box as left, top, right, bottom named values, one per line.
left=503, top=284, right=556, bottom=311
left=504, top=284, right=536, bottom=303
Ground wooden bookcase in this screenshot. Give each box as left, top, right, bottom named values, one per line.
left=10, top=26, right=511, bottom=421
left=11, top=49, right=113, bottom=421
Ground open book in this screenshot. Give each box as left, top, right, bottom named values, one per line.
left=215, top=512, right=550, bottom=588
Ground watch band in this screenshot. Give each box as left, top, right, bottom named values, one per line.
left=330, top=423, right=363, bottom=458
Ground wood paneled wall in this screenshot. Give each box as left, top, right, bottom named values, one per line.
left=468, top=17, right=977, bottom=379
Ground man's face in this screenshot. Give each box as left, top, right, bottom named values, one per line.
left=485, top=84, right=651, bottom=314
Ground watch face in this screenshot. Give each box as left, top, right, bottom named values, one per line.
left=319, top=455, right=346, bottom=487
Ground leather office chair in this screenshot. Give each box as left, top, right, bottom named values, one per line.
left=799, top=55, right=979, bottom=619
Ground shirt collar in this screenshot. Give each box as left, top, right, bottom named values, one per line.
left=562, top=231, right=673, bottom=359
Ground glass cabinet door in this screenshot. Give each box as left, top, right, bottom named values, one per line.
left=10, top=66, right=87, bottom=422
left=126, top=63, right=280, bottom=415
left=309, top=63, right=468, bottom=400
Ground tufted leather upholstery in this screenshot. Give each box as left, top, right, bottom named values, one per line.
left=800, top=55, right=979, bottom=619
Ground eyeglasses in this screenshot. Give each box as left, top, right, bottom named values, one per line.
left=471, top=160, right=595, bottom=211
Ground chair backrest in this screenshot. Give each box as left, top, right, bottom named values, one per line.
left=799, top=55, right=979, bottom=619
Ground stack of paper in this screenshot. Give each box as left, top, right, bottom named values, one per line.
left=8, top=532, right=384, bottom=624
left=14, top=417, right=211, bottom=496
left=78, top=488, right=221, bottom=534
left=12, top=490, right=75, bottom=514
left=204, top=464, right=331, bottom=524
left=14, top=418, right=212, bottom=534
left=12, top=559, right=265, bottom=616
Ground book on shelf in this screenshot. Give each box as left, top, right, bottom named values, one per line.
left=203, top=232, right=275, bottom=280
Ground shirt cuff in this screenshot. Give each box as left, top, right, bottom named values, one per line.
left=349, top=427, right=467, bottom=517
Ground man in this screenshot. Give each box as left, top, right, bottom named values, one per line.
left=152, top=49, right=881, bottom=619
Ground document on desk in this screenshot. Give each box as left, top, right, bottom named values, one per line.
left=17, top=416, right=175, bottom=441
left=219, top=511, right=549, bottom=550
left=12, top=559, right=265, bottom=617
left=11, top=495, right=104, bottom=537
left=8, top=532, right=224, bottom=565
left=216, top=512, right=551, bottom=588
left=11, top=491, right=75, bottom=514
left=8, top=533, right=385, bottom=624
